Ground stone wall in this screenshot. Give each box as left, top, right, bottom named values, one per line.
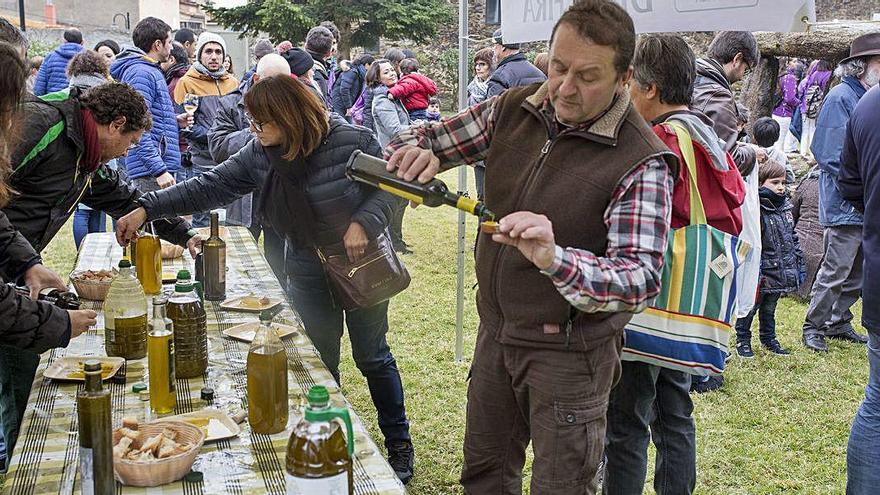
left=816, top=0, right=879, bottom=21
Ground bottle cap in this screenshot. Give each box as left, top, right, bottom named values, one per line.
left=152, top=296, right=168, bottom=306
left=132, top=382, right=147, bottom=393
left=175, top=270, right=195, bottom=292
left=176, top=270, right=192, bottom=281
left=200, top=387, right=214, bottom=402
left=138, top=390, right=150, bottom=401
left=83, top=360, right=101, bottom=373
left=184, top=471, right=204, bottom=483
left=118, top=259, right=132, bottom=269
left=307, top=385, right=330, bottom=408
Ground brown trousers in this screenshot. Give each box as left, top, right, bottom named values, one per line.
left=461, top=326, right=622, bottom=494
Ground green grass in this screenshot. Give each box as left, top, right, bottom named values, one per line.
left=42, top=173, right=867, bottom=494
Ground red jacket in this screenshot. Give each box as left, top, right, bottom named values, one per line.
left=653, top=121, right=745, bottom=236
left=388, top=73, right=438, bottom=112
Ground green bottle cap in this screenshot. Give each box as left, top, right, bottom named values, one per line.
left=118, top=259, right=132, bottom=269
left=176, top=269, right=191, bottom=281
left=132, top=382, right=147, bottom=393
left=175, top=270, right=194, bottom=292
left=307, top=385, right=330, bottom=408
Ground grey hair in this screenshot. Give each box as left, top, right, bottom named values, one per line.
left=838, top=57, right=867, bottom=79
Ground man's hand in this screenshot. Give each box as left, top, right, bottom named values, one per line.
left=343, top=222, right=369, bottom=262
left=116, top=207, right=147, bottom=246
left=386, top=144, right=441, bottom=184
left=186, top=234, right=203, bottom=258
left=491, top=212, right=557, bottom=271
left=68, top=309, right=98, bottom=340
left=176, top=112, right=193, bottom=129
left=156, top=172, right=176, bottom=189
left=24, top=264, right=67, bottom=300
left=752, top=144, right=768, bottom=164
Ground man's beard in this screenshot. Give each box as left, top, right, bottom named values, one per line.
left=864, top=67, right=880, bottom=88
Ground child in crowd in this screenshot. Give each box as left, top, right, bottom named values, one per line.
left=736, top=102, right=751, bottom=143
left=753, top=116, right=795, bottom=184
left=734, top=159, right=806, bottom=358
left=388, top=58, right=438, bottom=121
left=426, top=97, right=441, bottom=121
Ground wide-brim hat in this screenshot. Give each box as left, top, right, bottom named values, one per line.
left=840, top=32, right=880, bottom=64
left=492, top=28, right=521, bottom=50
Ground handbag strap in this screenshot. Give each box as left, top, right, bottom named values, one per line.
left=665, top=120, right=708, bottom=226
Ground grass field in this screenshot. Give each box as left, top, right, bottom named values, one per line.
left=42, top=170, right=867, bottom=494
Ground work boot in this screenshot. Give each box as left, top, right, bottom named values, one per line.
left=803, top=334, right=829, bottom=352
left=387, top=439, right=415, bottom=485
left=827, top=328, right=869, bottom=344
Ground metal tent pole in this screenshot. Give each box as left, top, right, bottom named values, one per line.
left=454, top=0, right=469, bottom=363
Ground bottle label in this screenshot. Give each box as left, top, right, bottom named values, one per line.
left=218, top=247, right=226, bottom=285
left=168, top=340, right=176, bottom=391
left=285, top=472, right=348, bottom=494
left=80, top=447, right=94, bottom=495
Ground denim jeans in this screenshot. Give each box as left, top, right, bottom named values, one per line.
left=735, top=291, right=781, bottom=345
left=603, top=361, right=696, bottom=495
left=73, top=206, right=106, bottom=249
left=0, top=346, right=40, bottom=469
left=284, top=250, right=411, bottom=445
left=847, top=333, right=880, bottom=494
left=175, top=167, right=210, bottom=227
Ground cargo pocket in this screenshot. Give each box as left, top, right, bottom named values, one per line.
left=549, top=396, right=607, bottom=484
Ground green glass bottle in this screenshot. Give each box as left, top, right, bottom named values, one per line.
left=77, top=360, right=114, bottom=494
left=202, top=212, right=226, bottom=301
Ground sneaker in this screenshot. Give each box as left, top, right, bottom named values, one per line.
left=735, top=341, right=755, bottom=359
left=762, top=340, right=791, bottom=355
left=690, top=375, right=724, bottom=394
left=387, top=440, right=415, bottom=485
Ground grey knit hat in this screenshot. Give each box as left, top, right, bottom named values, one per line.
left=253, top=38, right=274, bottom=60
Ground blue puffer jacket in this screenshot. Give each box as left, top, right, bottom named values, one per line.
left=110, top=47, right=181, bottom=180
left=33, top=43, right=84, bottom=96
left=486, top=53, right=547, bottom=98
left=759, top=187, right=806, bottom=294
left=811, top=76, right=866, bottom=227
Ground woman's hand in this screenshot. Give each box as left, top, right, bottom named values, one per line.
left=343, top=222, right=369, bottom=262
left=116, top=207, right=147, bottom=246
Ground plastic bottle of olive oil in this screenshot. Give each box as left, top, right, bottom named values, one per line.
left=285, top=385, right=354, bottom=494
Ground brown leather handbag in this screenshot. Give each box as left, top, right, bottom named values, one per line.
left=316, top=233, right=411, bottom=310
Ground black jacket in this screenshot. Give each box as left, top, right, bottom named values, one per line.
left=7, top=89, right=195, bottom=252
left=140, top=117, right=396, bottom=251
left=331, top=64, right=367, bottom=119
left=308, top=51, right=331, bottom=98
left=0, top=210, right=70, bottom=353
left=486, top=53, right=547, bottom=98
left=759, top=187, right=806, bottom=294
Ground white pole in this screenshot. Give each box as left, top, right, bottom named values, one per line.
left=454, top=0, right=469, bottom=364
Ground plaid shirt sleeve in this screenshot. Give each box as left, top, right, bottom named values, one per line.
left=540, top=157, right=673, bottom=314
left=383, top=96, right=499, bottom=166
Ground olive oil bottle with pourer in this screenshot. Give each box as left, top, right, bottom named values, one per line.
left=135, top=222, right=162, bottom=295
left=286, top=385, right=354, bottom=494
left=77, top=360, right=114, bottom=494
left=247, top=309, right=288, bottom=435
left=345, top=150, right=495, bottom=220
left=148, top=296, right=176, bottom=414
left=202, top=212, right=226, bottom=301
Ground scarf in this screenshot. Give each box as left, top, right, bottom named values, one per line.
left=258, top=145, right=319, bottom=248
left=80, top=108, right=102, bottom=173
left=164, top=62, right=189, bottom=84
left=192, top=61, right=227, bottom=80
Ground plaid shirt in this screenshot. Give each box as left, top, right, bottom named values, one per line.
left=385, top=95, right=673, bottom=314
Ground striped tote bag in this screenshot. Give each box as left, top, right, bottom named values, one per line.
left=622, top=121, right=751, bottom=376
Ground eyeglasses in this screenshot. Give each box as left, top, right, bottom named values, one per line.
left=245, top=112, right=266, bottom=133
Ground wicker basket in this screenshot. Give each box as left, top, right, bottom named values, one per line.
left=113, top=420, right=205, bottom=487
left=161, top=241, right=184, bottom=260
left=69, top=274, right=112, bottom=301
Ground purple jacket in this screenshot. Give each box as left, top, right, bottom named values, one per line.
left=773, top=72, right=800, bottom=118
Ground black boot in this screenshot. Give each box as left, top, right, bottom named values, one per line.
left=386, top=439, right=414, bottom=485
left=803, top=334, right=829, bottom=352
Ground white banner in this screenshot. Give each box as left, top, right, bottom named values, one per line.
left=501, top=0, right=816, bottom=43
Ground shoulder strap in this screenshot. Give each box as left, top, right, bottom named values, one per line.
left=665, top=120, right=707, bottom=225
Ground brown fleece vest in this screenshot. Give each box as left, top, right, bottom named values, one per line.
left=476, top=83, right=677, bottom=351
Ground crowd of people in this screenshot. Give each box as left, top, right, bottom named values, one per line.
left=0, top=0, right=878, bottom=493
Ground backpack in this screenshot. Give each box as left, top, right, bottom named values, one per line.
left=804, top=83, right=827, bottom=119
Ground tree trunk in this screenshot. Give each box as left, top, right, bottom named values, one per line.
left=742, top=55, right=780, bottom=121
left=755, top=26, right=876, bottom=63
left=338, top=21, right=353, bottom=60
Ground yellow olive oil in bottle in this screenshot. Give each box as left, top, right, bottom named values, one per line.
left=135, top=223, right=162, bottom=295
left=203, top=212, right=226, bottom=301
left=167, top=270, right=208, bottom=378
left=247, top=310, right=288, bottom=435
left=103, top=258, right=148, bottom=360
left=285, top=385, right=354, bottom=494
left=77, top=360, right=114, bottom=495
left=148, top=296, right=176, bottom=414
